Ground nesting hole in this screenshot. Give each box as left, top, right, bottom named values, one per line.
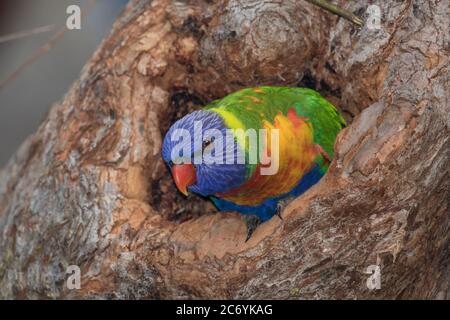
left=149, top=72, right=363, bottom=224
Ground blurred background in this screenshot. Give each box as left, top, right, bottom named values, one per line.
left=0, top=0, right=128, bottom=167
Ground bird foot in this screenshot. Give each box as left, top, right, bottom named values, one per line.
left=244, top=214, right=261, bottom=242
left=276, top=197, right=295, bottom=220
left=275, top=209, right=283, bottom=220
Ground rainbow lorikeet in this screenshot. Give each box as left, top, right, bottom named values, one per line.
left=162, top=86, right=345, bottom=238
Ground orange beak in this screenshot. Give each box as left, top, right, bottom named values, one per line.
left=171, top=164, right=197, bottom=196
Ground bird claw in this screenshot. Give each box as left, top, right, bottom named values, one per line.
left=276, top=196, right=296, bottom=220
left=244, top=214, right=261, bottom=242
left=242, top=197, right=294, bottom=241
left=275, top=207, right=283, bottom=220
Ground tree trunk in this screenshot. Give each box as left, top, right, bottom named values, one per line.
left=0, top=0, right=449, bottom=299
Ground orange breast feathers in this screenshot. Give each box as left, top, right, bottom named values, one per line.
left=216, top=108, right=319, bottom=206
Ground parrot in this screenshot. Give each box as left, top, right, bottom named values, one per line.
left=162, top=86, right=345, bottom=239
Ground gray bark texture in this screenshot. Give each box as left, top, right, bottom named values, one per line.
left=0, top=0, right=449, bottom=299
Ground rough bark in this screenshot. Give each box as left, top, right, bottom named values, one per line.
left=0, top=0, right=449, bottom=299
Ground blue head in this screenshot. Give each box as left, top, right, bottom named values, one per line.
left=162, top=110, right=247, bottom=197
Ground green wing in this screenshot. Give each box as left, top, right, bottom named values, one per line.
left=205, top=86, right=346, bottom=159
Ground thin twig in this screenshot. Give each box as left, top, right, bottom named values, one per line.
left=0, top=28, right=67, bottom=91
left=0, top=25, right=55, bottom=44
left=306, top=0, right=364, bottom=26
left=0, top=0, right=97, bottom=92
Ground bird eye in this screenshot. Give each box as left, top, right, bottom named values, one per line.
left=202, top=139, right=212, bottom=150
left=168, top=160, right=174, bottom=167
